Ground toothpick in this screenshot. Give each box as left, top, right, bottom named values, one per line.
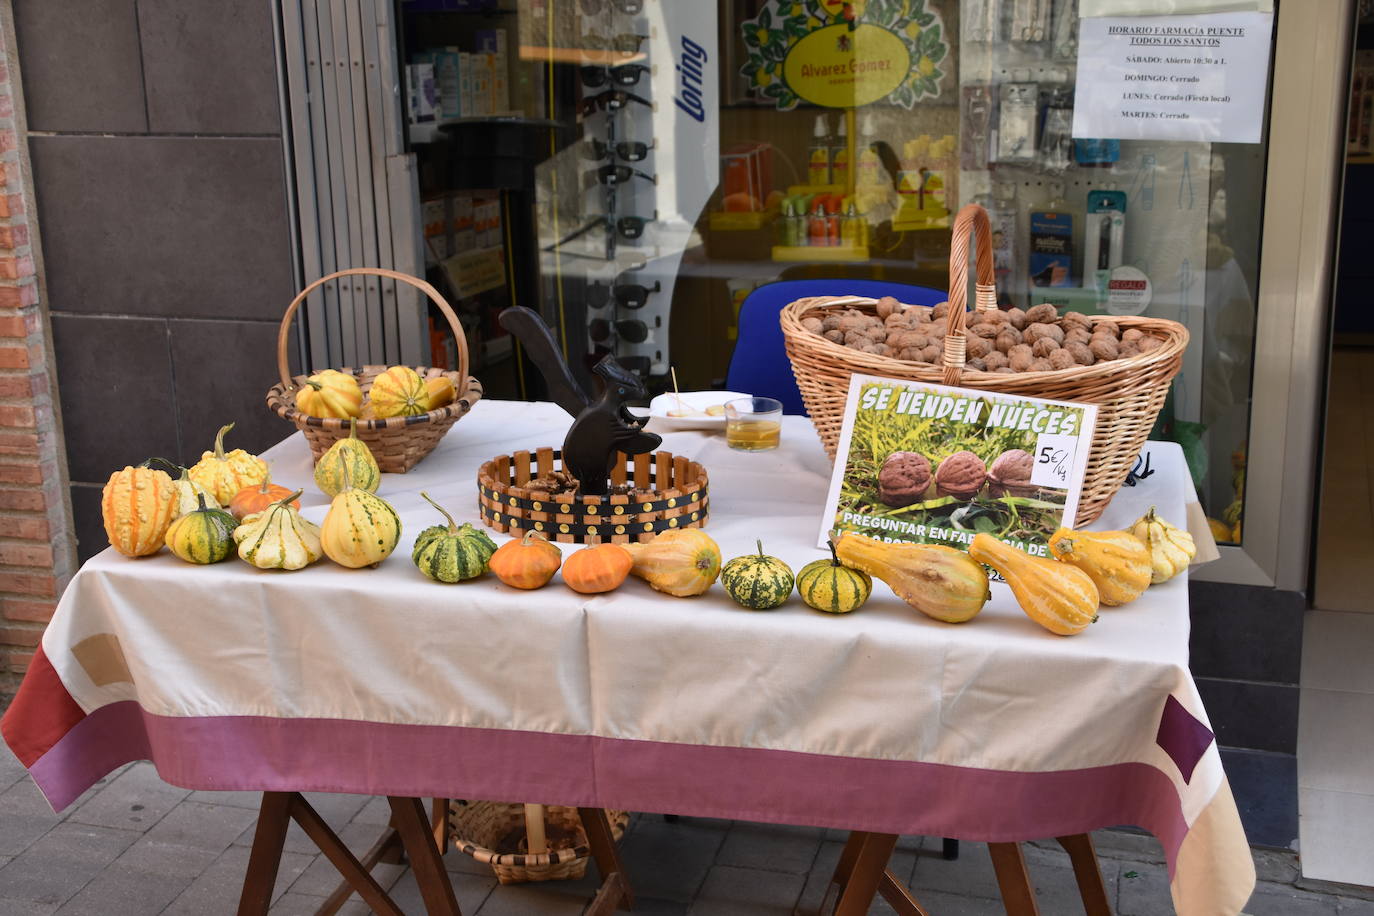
left=670, top=366, right=685, bottom=413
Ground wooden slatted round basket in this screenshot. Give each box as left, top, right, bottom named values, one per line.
left=265, top=267, right=483, bottom=473
left=448, top=802, right=629, bottom=884
left=781, top=204, right=1189, bottom=526
left=478, top=447, right=709, bottom=544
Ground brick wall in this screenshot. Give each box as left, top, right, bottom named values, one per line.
left=0, top=9, right=76, bottom=700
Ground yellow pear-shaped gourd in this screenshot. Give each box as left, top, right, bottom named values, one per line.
left=968, top=533, right=1099, bottom=636
left=319, top=462, right=401, bottom=568
left=314, top=418, right=381, bottom=497
left=233, top=489, right=322, bottom=570
left=1047, top=527, right=1152, bottom=607
left=189, top=423, right=268, bottom=503
left=294, top=369, right=363, bottom=419
left=834, top=532, right=989, bottom=623
left=368, top=366, right=429, bottom=418
left=101, top=465, right=178, bottom=557
left=621, top=528, right=722, bottom=597
left=1128, top=507, right=1196, bottom=584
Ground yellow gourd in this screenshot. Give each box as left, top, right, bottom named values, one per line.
left=294, top=369, right=363, bottom=419
left=423, top=376, right=456, bottom=409
left=319, top=463, right=401, bottom=568
left=234, top=489, right=322, bottom=570
left=101, top=465, right=178, bottom=557
left=1047, top=527, right=1152, bottom=607
left=621, top=528, right=722, bottom=597
left=1128, top=507, right=1196, bottom=584
left=314, top=418, right=381, bottom=497
left=147, top=458, right=219, bottom=518
left=368, top=366, right=429, bottom=418
left=188, top=423, right=268, bottom=503
left=968, top=533, right=1099, bottom=636
left=833, top=532, right=989, bottom=623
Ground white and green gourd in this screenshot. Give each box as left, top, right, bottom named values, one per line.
left=721, top=540, right=795, bottom=610
left=233, top=489, right=323, bottom=570
left=412, top=492, right=497, bottom=583
left=795, top=540, right=872, bottom=614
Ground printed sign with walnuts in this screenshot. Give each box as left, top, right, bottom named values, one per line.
left=818, top=374, right=1097, bottom=558
left=739, top=0, right=949, bottom=110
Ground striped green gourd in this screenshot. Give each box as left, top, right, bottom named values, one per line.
left=314, top=417, right=381, bottom=498
left=164, top=493, right=239, bottom=564
left=412, top=492, right=497, bottom=583
left=721, top=540, right=794, bottom=610
left=796, top=541, right=871, bottom=614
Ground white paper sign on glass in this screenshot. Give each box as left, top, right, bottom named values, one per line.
left=1071, top=12, right=1274, bottom=143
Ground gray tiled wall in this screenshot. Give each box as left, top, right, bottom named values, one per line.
left=14, top=0, right=299, bottom=564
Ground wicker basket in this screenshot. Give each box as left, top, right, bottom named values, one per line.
left=265, top=267, right=483, bottom=473
left=448, top=801, right=629, bottom=884
left=478, top=446, right=709, bottom=544
left=781, top=204, right=1189, bottom=526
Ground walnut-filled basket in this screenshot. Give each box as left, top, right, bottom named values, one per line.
left=265, top=267, right=482, bottom=473
left=781, top=204, right=1188, bottom=526
left=448, top=801, right=629, bottom=884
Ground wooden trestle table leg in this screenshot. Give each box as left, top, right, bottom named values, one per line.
left=237, top=792, right=293, bottom=916
left=578, top=807, right=634, bottom=913
left=988, top=842, right=1041, bottom=916
left=1056, top=833, right=1112, bottom=916
left=388, top=797, right=462, bottom=915
left=827, top=831, right=930, bottom=916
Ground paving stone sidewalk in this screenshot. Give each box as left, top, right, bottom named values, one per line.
left=1, top=744, right=1371, bottom=915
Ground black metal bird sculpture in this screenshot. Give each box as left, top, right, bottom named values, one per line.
left=498, top=306, right=660, bottom=495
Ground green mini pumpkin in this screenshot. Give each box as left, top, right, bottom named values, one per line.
left=796, top=541, right=872, bottom=614
left=721, top=540, right=794, bottom=610
left=412, top=492, right=497, bottom=583
left=164, top=493, right=239, bottom=564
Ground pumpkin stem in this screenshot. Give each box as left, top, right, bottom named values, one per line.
left=196, top=492, right=209, bottom=512
left=143, top=456, right=187, bottom=476
left=420, top=491, right=458, bottom=532
left=258, top=469, right=274, bottom=494
left=211, top=423, right=235, bottom=460
left=826, top=532, right=842, bottom=567
left=756, top=538, right=765, bottom=558
left=521, top=528, right=549, bottom=546
left=347, top=417, right=358, bottom=440
left=275, top=488, right=304, bottom=508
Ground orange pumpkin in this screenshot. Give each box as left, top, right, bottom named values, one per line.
left=489, top=530, right=563, bottom=589
left=562, top=543, right=633, bottom=594
left=228, top=471, right=300, bottom=520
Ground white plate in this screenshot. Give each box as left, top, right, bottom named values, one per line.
left=647, top=390, right=749, bottom=430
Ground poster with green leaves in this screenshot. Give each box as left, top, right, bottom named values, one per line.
left=740, top=0, right=949, bottom=110
left=819, top=374, right=1098, bottom=557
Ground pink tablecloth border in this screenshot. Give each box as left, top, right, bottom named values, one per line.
left=13, top=692, right=1192, bottom=878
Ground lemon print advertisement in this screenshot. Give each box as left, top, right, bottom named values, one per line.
left=740, top=0, right=948, bottom=110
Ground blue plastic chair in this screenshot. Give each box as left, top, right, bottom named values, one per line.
left=725, top=279, right=948, bottom=415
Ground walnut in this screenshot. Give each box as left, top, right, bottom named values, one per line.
left=844, top=330, right=869, bottom=348
left=987, top=448, right=1036, bottom=497
left=864, top=324, right=887, bottom=343
left=1089, top=336, right=1118, bottom=361
left=983, top=350, right=1010, bottom=371
left=1094, top=319, right=1121, bottom=339
left=967, top=357, right=988, bottom=372
left=802, top=316, right=824, bottom=334
left=1065, top=341, right=1095, bottom=366
left=935, top=450, right=987, bottom=499
left=822, top=315, right=843, bottom=332
left=865, top=344, right=892, bottom=357
left=927, top=321, right=946, bottom=340
left=995, top=329, right=1023, bottom=353
left=1137, top=336, right=1163, bottom=354
left=1008, top=344, right=1034, bottom=371
left=887, top=330, right=929, bottom=351
left=981, top=309, right=1011, bottom=326
left=1122, top=328, right=1144, bottom=344
left=878, top=451, right=932, bottom=507
left=967, top=336, right=993, bottom=359
left=876, top=296, right=900, bottom=319
left=1029, top=358, right=1054, bottom=372
left=1061, top=310, right=1092, bottom=330
left=896, top=347, right=923, bottom=362
left=912, top=306, right=933, bottom=323
left=968, top=322, right=999, bottom=339
left=1064, top=327, right=1092, bottom=346
left=920, top=344, right=942, bottom=363
left=1048, top=349, right=1077, bottom=370
left=932, top=300, right=950, bottom=319
left=1025, top=303, right=1059, bottom=325
left=1031, top=337, right=1060, bottom=358
left=994, top=367, right=1016, bottom=374
left=885, top=311, right=911, bottom=329
left=1005, top=307, right=1028, bottom=330
left=1024, top=323, right=1065, bottom=345
left=1119, top=341, right=1141, bottom=359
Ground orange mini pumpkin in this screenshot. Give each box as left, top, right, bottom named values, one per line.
left=489, top=530, right=563, bottom=589
left=562, top=543, right=633, bottom=595
left=228, top=471, right=301, bottom=521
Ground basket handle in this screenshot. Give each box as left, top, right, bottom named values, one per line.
left=276, top=267, right=470, bottom=390
left=941, top=204, right=998, bottom=386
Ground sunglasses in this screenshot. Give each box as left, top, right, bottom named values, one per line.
left=578, top=89, right=653, bottom=116
left=558, top=214, right=655, bottom=249
left=580, top=64, right=649, bottom=89
left=583, top=138, right=654, bottom=162
left=586, top=163, right=657, bottom=187
left=589, top=318, right=650, bottom=344
left=587, top=278, right=661, bottom=310
left=578, top=0, right=645, bottom=14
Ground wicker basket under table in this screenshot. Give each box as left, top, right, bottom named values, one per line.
left=448, top=801, right=630, bottom=884
left=265, top=267, right=483, bottom=473
left=780, top=204, right=1189, bottom=526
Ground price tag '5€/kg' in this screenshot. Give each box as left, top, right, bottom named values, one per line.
left=1032, top=433, right=1080, bottom=488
